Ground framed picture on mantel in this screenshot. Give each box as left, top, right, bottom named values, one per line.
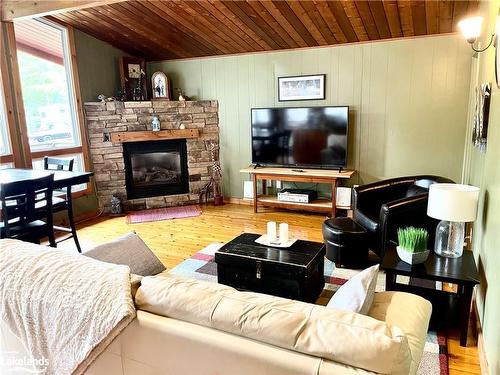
left=278, top=74, right=326, bottom=101
left=151, top=71, right=171, bottom=100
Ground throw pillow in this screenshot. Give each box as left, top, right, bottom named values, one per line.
left=84, top=232, right=166, bottom=276
left=326, top=264, right=379, bottom=315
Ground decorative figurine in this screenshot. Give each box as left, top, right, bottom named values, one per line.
left=151, top=115, right=161, bottom=131
left=177, top=88, right=191, bottom=101
left=198, top=141, right=223, bottom=206
left=110, top=195, right=122, bottom=215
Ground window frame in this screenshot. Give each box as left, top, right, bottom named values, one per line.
left=2, top=20, right=92, bottom=196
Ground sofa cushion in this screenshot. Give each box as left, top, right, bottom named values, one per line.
left=326, top=264, right=379, bottom=314
left=135, top=274, right=411, bottom=375
left=84, top=232, right=166, bottom=276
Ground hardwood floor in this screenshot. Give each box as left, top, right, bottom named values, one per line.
left=67, top=203, right=481, bottom=375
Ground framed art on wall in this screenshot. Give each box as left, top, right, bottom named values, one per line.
left=278, top=74, right=325, bottom=101
left=495, top=35, right=500, bottom=88
left=472, top=82, right=491, bottom=153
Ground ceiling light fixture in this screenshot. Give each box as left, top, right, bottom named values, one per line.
left=458, top=16, right=496, bottom=53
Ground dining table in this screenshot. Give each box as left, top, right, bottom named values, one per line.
left=0, top=168, right=94, bottom=191
left=0, top=168, right=94, bottom=248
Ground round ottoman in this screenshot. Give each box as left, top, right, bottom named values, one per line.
left=322, top=217, right=369, bottom=267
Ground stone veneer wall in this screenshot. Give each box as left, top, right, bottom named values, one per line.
left=83, top=100, right=219, bottom=213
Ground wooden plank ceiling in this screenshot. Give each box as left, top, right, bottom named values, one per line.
left=49, top=0, right=479, bottom=61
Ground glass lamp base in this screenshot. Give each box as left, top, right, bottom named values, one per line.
left=434, top=220, right=465, bottom=258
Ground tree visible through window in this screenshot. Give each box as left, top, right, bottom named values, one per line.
left=13, top=18, right=87, bottom=190
left=15, top=19, right=80, bottom=153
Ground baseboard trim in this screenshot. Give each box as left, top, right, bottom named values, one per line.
left=472, top=297, right=490, bottom=375
left=225, top=197, right=252, bottom=206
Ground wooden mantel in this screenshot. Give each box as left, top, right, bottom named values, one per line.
left=110, top=129, right=199, bottom=143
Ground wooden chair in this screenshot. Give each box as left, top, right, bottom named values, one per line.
left=41, top=156, right=82, bottom=252
left=0, top=174, right=56, bottom=246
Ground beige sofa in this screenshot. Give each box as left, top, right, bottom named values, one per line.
left=1, top=273, right=432, bottom=375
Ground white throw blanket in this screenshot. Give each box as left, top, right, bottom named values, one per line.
left=0, top=239, right=136, bottom=375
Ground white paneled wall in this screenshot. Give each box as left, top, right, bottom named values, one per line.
left=149, top=34, right=472, bottom=197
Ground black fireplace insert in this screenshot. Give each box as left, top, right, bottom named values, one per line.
left=123, top=139, right=189, bottom=199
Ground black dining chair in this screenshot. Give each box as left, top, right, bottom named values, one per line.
left=0, top=174, right=56, bottom=246
left=41, top=156, right=82, bottom=252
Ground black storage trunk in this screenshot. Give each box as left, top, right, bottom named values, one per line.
left=215, top=233, right=325, bottom=303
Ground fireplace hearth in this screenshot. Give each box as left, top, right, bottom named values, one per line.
left=123, top=139, right=189, bottom=199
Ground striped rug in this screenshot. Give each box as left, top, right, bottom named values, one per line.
left=170, top=243, right=449, bottom=375
left=126, top=205, right=202, bottom=224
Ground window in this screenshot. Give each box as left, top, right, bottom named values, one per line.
left=0, top=74, right=13, bottom=168
left=0, top=90, right=10, bottom=156
left=14, top=19, right=87, bottom=191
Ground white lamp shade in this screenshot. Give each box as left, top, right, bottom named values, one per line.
left=458, top=16, right=483, bottom=42
left=427, top=184, right=480, bottom=222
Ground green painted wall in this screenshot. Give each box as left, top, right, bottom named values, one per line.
left=74, top=30, right=127, bottom=102
left=73, top=30, right=129, bottom=215
left=149, top=34, right=471, bottom=198
left=463, top=1, right=500, bottom=373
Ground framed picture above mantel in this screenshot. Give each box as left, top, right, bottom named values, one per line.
left=278, top=74, right=326, bottom=101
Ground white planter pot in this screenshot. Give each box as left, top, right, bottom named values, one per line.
left=396, top=246, right=430, bottom=265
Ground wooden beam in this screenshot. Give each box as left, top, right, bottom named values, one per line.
left=0, top=23, right=23, bottom=166
left=1, top=0, right=128, bottom=21
left=2, top=22, right=32, bottom=167
left=65, top=25, right=92, bottom=194
left=110, top=129, right=200, bottom=143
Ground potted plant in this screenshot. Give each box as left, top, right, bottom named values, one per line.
left=397, top=227, right=430, bottom=265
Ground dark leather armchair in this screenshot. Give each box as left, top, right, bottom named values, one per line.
left=352, top=175, right=454, bottom=257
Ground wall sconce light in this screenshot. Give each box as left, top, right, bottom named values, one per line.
left=458, top=16, right=496, bottom=53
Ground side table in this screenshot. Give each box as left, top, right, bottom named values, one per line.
left=381, top=246, right=480, bottom=346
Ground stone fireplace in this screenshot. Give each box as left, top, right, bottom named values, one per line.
left=84, top=100, right=219, bottom=213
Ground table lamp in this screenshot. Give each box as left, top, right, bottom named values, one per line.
left=427, top=183, right=480, bottom=258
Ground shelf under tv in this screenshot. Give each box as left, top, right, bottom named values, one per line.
left=240, top=166, right=356, bottom=217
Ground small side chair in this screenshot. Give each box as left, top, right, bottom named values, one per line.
left=1, top=174, right=56, bottom=246
left=42, top=156, right=82, bottom=252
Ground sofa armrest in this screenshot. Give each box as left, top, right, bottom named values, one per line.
left=368, top=292, right=432, bottom=375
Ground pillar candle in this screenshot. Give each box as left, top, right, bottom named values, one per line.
left=279, top=223, right=289, bottom=243
left=267, top=221, right=277, bottom=242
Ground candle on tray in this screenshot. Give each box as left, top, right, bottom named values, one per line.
left=267, top=221, right=277, bottom=242
left=279, top=223, right=289, bottom=243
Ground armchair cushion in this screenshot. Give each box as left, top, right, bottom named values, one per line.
left=405, top=184, right=428, bottom=197
left=354, top=209, right=379, bottom=233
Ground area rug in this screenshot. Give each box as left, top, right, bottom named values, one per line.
left=169, top=243, right=449, bottom=375
left=126, top=205, right=202, bottom=224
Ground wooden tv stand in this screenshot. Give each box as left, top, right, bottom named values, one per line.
left=240, top=166, right=355, bottom=217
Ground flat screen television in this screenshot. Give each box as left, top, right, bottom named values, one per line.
left=251, top=106, right=349, bottom=169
